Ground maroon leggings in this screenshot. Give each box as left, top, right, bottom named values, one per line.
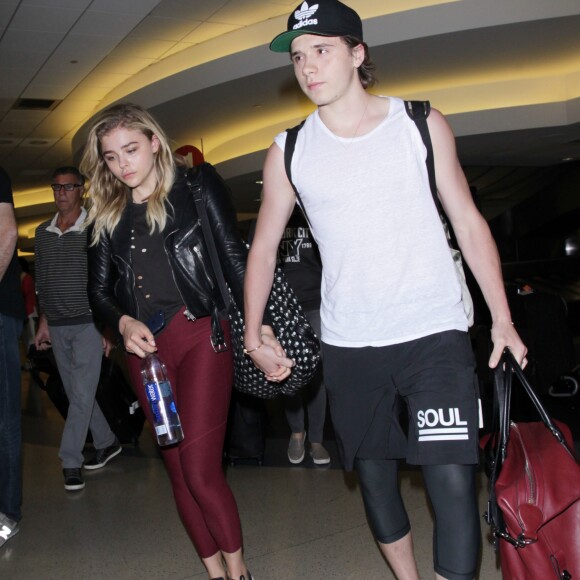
left=126, top=311, right=242, bottom=558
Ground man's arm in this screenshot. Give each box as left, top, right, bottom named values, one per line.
left=427, top=109, right=527, bottom=368
left=0, top=203, right=17, bottom=281
left=244, top=142, right=296, bottom=379
left=33, top=226, right=51, bottom=349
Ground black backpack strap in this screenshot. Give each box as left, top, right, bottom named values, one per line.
left=283, top=121, right=313, bottom=229
left=405, top=99, right=461, bottom=249
left=404, top=100, right=441, bottom=214
left=283, top=121, right=303, bottom=191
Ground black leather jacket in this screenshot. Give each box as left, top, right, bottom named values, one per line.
left=88, top=163, right=247, bottom=342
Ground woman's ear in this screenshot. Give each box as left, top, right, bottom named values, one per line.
left=151, top=134, right=161, bottom=153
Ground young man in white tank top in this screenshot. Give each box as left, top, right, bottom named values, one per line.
left=244, top=1, right=527, bottom=579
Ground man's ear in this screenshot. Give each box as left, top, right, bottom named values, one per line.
left=353, top=43, right=364, bottom=68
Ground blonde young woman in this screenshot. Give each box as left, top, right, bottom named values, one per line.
left=81, top=102, right=259, bottom=580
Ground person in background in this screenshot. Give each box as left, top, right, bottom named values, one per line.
left=278, top=206, right=329, bottom=465
left=243, top=1, right=527, bottom=579
left=0, top=166, right=25, bottom=548
left=81, top=102, right=255, bottom=580
left=18, top=257, right=37, bottom=350
left=34, top=167, right=120, bottom=492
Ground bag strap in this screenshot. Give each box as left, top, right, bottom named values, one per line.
left=404, top=100, right=461, bottom=249
left=283, top=120, right=314, bottom=230
left=404, top=101, right=439, bottom=209
left=501, top=349, right=573, bottom=448
left=185, top=166, right=229, bottom=352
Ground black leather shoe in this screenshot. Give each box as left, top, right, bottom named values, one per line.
left=84, top=440, right=122, bottom=470
left=63, top=468, right=85, bottom=491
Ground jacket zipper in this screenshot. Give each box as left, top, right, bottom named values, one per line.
left=115, top=254, right=139, bottom=319
left=193, top=245, right=216, bottom=290
left=163, top=234, right=195, bottom=322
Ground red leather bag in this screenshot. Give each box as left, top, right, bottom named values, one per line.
left=484, top=349, right=580, bottom=579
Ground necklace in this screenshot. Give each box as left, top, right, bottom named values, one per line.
left=336, top=97, right=371, bottom=150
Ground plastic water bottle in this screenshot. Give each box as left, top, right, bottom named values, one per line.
left=141, top=353, right=184, bottom=446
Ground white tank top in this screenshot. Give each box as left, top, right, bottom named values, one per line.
left=275, top=97, right=468, bottom=347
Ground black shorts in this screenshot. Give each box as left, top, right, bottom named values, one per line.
left=322, top=330, right=481, bottom=471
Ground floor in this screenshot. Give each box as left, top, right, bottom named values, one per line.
left=1, top=369, right=505, bottom=580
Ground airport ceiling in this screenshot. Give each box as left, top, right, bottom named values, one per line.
left=1, top=0, right=580, bottom=254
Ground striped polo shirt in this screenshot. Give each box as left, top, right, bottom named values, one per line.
left=34, top=208, right=94, bottom=326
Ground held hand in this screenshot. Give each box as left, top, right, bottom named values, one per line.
left=260, top=325, right=286, bottom=357
left=247, top=336, right=294, bottom=382
left=488, top=319, right=528, bottom=369
left=119, top=315, right=157, bottom=359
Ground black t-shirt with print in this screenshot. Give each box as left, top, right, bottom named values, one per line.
left=278, top=206, right=322, bottom=312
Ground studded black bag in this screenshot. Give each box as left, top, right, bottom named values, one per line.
left=227, top=267, right=320, bottom=398
left=188, top=167, right=320, bottom=399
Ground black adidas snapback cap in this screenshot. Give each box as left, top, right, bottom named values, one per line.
left=270, top=0, right=363, bottom=53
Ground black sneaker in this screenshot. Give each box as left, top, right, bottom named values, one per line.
left=84, top=441, right=122, bottom=470
left=63, top=468, right=85, bottom=491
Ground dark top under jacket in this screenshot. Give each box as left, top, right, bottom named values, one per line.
left=87, top=163, right=248, bottom=338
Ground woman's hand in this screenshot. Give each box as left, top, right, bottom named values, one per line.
left=119, top=315, right=157, bottom=358
left=246, top=326, right=294, bottom=382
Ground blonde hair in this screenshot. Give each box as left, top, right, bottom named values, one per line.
left=80, top=103, right=177, bottom=245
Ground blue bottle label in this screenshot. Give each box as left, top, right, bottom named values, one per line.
left=145, top=381, right=160, bottom=403
left=145, top=381, right=179, bottom=426
left=145, top=381, right=163, bottom=424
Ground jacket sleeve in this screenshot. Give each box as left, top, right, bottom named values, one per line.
left=199, top=164, right=248, bottom=309
left=87, top=225, right=126, bottom=335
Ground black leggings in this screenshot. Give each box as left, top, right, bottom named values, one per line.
left=355, top=459, right=480, bottom=580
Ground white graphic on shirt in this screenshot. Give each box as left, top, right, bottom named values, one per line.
left=417, top=407, right=469, bottom=441
left=293, top=2, right=319, bottom=30
left=279, top=227, right=313, bottom=264
left=280, top=238, right=304, bottom=263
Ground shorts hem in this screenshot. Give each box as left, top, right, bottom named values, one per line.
left=434, top=563, right=477, bottom=580
left=375, top=523, right=411, bottom=545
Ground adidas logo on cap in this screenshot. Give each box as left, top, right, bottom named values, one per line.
left=293, top=2, right=319, bottom=30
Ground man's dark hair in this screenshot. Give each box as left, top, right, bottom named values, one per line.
left=342, top=36, right=377, bottom=89
left=51, top=166, right=85, bottom=186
